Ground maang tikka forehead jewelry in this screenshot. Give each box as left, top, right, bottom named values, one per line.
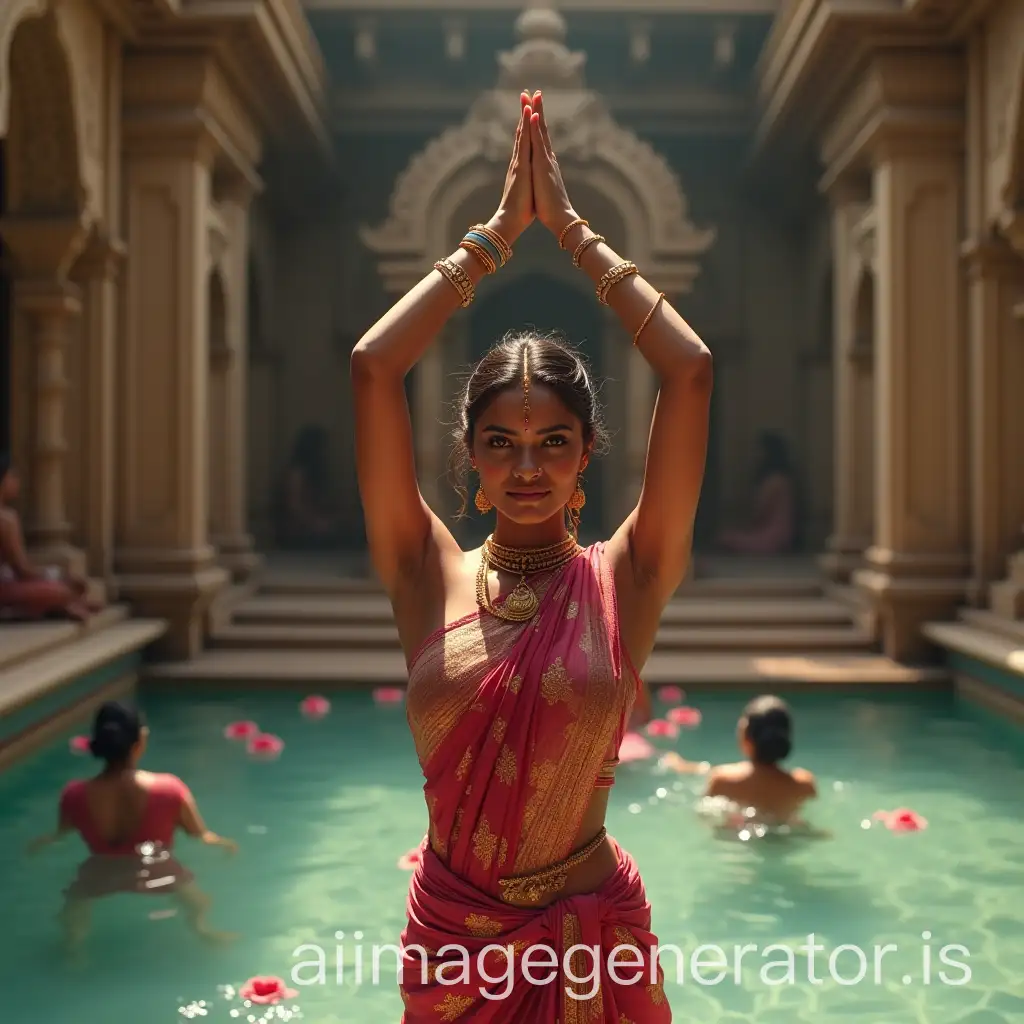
left=522, top=344, right=530, bottom=431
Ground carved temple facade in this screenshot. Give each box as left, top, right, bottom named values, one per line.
left=1, top=0, right=1022, bottom=664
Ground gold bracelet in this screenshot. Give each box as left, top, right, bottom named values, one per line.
left=459, top=238, right=496, bottom=275
left=634, top=292, right=665, bottom=346
left=558, top=217, right=589, bottom=249
left=469, top=224, right=513, bottom=266
left=597, top=260, right=638, bottom=305
left=572, top=234, right=604, bottom=268
left=434, top=257, right=474, bottom=307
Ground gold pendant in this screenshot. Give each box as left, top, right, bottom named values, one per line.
left=501, top=576, right=539, bottom=621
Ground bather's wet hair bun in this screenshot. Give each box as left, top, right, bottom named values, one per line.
left=89, top=700, right=144, bottom=764
left=743, top=694, right=792, bottom=765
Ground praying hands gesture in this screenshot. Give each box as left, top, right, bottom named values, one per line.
left=493, top=90, right=580, bottom=246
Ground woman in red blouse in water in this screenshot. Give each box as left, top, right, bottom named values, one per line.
left=29, top=700, right=238, bottom=950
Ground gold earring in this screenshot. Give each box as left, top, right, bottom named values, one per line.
left=567, top=475, right=586, bottom=536
left=475, top=483, right=493, bottom=513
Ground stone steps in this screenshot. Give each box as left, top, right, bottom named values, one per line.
left=229, top=594, right=851, bottom=628
left=210, top=621, right=874, bottom=653
left=144, top=648, right=945, bottom=689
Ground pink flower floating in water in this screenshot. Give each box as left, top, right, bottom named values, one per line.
left=398, top=846, right=423, bottom=871
left=873, top=808, right=928, bottom=832
left=658, top=686, right=685, bottom=705
left=239, top=976, right=298, bottom=1005
left=666, top=706, right=702, bottom=729
left=645, top=718, right=680, bottom=739
left=224, top=720, right=260, bottom=741
left=69, top=735, right=91, bottom=755
left=300, top=695, right=331, bottom=720
left=373, top=687, right=404, bottom=705
left=246, top=733, right=284, bottom=760
left=618, top=731, right=655, bottom=763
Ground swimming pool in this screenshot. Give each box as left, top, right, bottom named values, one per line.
left=2, top=686, right=1023, bottom=1023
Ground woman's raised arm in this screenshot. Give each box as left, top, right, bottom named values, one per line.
left=350, top=94, right=534, bottom=595
left=528, top=92, right=712, bottom=605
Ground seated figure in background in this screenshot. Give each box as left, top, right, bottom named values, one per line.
left=716, top=430, right=798, bottom=555
left=0, top=454, right=98, bottom=621
left=274, top=424, right=342, bottom=549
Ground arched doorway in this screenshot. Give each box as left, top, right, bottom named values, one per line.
left=461, top=271, right=605, bottom=548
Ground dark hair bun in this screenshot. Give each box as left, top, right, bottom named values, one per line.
left=743, top=694, right=793, bottom=765
left=89, top=700, right=143, bottom=763
left=752, top=725, right=791, bottom=764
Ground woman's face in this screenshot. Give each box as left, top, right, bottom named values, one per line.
left=471, top=382, right=589, bottom=527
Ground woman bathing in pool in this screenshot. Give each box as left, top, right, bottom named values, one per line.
left=663, top=695, right=818, bottom=826
left=28, top=701, right=238, bottom=949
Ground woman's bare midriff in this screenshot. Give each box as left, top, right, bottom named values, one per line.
left=502, top=785, right=620, bottom=909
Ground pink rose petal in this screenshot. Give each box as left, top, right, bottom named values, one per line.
left=224, top=720, right=260, bottom=741
left=657, top=686, right=685, bottom=705
left=300, top=695, right=331, bottom=720
left=618, top=731, right=655, bottom=763
left=666, top=705, right=702, bottom=728
left=645, top=718, right=680, bottom=739
left=398, top=846, right=423, bottom=870
left=69, top=735, right=91, bottom=755
left=239, top=976, right=298, bottom=1005
left=246, top=733, right=284, bottom=760
left=373, top=687, right=405, bottom=705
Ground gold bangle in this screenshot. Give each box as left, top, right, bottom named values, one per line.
left=469, top=224, right=512, bottom=266
left=634, top=292, right=665, bottom=346
left=558, top=217, right=589, bottom=249
left=572, top=234, right=604, bottom=268
left=597, top=261, right=638, bottom=305
left=434, top=257, right=474, bottom=307
left=459, top=239, right=496, bottom=275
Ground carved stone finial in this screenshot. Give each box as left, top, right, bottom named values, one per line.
left=499, top=3, right=583, bottom=91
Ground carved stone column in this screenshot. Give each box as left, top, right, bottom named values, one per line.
left=118, top=66, right=231, bottom=658
left=415, top=326, right=449, bottom=516
left=853, top=132, right=970, bottom=659
left=0, top=214, right=87, bottom=571
left=962, top=236, right=1024, bottom=606
left=209, top=185, right=261, bottom=582
left=71, top=229, right=125, bottom=589
left=820, top=183, right=873, bottom=582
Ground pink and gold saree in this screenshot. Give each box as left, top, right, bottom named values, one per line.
left=400, top=542, right=671, bottom=1022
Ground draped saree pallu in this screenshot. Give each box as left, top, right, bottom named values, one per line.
left=400, top=543, right=671, bottom=1022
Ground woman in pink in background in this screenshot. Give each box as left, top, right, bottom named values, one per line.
left=29, top=701, right=237, bottom=950
left=664, top=695, right=818, bottom=826
left=351, top=88, right=712, bottom=1021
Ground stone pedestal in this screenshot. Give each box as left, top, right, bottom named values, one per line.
left=820, top=184, right=874, bottom=582
left=990, top=546, right=1024, bottom=619
left=0, top=214, right=88, bottom=574
left=117, top=96, right=228, bottom=659
left=853, top=138, right=970, bottom=659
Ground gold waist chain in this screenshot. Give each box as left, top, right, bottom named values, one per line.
left=498, top=827, right=608, bottom=905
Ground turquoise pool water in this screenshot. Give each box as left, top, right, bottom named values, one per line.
left=2, top=687, right=1023, bottom=1022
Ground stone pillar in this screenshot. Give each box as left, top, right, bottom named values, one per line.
left=0, top=214, right=88, bottom=572
left=117, top=109, right=229, bottom=659
left=853, top=135, right=969, bottom=659
left=820, top=185, right=873, bottom=582
left=72, top=229, right=125, bottom=589
left=208, top=185, right=261, bottom=581
left=962, top=236, right=1024, bottom=606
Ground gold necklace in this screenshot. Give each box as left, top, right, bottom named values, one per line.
left=476, top=534, right=581, bottom=622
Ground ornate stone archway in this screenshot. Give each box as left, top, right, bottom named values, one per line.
left=361, top=5, right=714, bottom=295
left=361, top=4, right=716, bottom=522
left=0, top=7, right=89, bottom=570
